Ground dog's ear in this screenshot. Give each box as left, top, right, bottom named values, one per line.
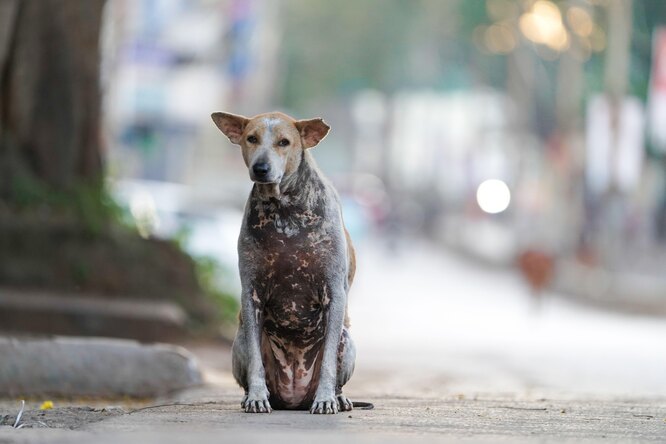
left=211, top=112, right=249, bottom=145
left=295, top=118, right=330, bottom=149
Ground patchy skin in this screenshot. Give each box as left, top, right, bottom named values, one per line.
left=213, top=111, right=356, bottom=414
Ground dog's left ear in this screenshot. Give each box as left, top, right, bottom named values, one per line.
left=295, top=118, right=330, bottom=149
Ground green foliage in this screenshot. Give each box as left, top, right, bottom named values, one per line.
left=8, top=174, right=128, bottom=235
left=279, top=0, right=665, bottom=118
left=171, top=224, right=194, bottom=251
left=4, top=173, right=240, bottom=329
left=630, top=0, right=666, bottom=101
left=457, top=0, right=489, bottom=38
left=280, top=0, right=466, bottom=110
left=170, top=224, right=239, bottom=326
left=194, top=256, right=239, bottom=326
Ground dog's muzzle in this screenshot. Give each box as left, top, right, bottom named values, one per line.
left=252, top=162, right=272, bottom=182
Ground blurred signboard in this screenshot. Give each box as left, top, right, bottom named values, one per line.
left=648, top=27, right=666, bottom=152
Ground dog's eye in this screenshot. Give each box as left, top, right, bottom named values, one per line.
left=278, top=139, right=290, bottom=147
left=247, top=135, right=258, bottom=144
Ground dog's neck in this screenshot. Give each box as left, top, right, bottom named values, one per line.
left=252, top=151, right=323, bottom=210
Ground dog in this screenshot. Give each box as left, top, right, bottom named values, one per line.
left=212, top=111, right=369, bottom=414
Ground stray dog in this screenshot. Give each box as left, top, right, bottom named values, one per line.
left=212, top=111, right=370, bottom=414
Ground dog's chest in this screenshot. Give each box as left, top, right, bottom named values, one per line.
left=243, top=200, right=340, bottom=337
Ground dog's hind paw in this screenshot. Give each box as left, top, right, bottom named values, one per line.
left=337, top=395, right=353, bottom=412
left=242, top=391, right=272, bottom=413
left=310, top=395, right=339, bottom=414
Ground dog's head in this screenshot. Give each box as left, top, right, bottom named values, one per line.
left=211, top=111, right=330, bottom=184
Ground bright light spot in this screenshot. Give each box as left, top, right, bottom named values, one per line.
left=532, top=0, right=561, bottom=21
left=519, top=0, right=569, bottom=52
left=130, top=191, right=160, bottom=238
left=476, top=179, right=511, bottom=214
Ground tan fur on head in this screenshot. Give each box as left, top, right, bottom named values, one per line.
left=212, top=111, right=330, bottom=149
left=211, top=112, right=330, bottom=196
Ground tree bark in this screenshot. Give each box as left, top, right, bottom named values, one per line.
left=0, top=0, right=105, bottom=199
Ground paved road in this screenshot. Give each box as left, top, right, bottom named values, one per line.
left=348, top=239, right=666, bottom=399
left=1, top=239, right=665, bottom=442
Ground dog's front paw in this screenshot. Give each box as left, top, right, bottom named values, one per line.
left=242, top=388, right=272, bottom=413
left=310, top=393, right=339, bottom=414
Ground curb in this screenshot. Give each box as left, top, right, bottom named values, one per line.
left=0, top=336, right=203, bottom=398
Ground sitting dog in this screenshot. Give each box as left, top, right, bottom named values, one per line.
left=211, top=111, right=364, bottom=414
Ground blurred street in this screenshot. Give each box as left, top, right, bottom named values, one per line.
left=348, top=238, right=666, bottom=399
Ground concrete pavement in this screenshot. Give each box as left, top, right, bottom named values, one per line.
left=1, top=239, right=666, bottom=442
left=1, top=354, right=664, bottom=443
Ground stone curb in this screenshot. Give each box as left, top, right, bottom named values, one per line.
left=0, top=336, right=203, bottom=398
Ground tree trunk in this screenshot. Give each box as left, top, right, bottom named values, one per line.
left=0, top=0, right=225, bottom=338
left=0, top=0, right=105, bottom=199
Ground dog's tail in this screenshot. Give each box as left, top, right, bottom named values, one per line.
left=351, top=401, right=374, bottom=410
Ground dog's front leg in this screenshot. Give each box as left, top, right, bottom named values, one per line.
left=235, top=288, right=272, bottom=413
left=311, top=283, right=346, bottom=414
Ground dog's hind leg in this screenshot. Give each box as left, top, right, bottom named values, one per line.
left=232, top=328, right=248, bottom=393
left=335, top=328, right=356, bottom=411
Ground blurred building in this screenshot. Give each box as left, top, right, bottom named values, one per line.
left=103, top=0, right=280, bottom=205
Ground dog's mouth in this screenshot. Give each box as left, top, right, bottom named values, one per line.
left=251, top=177, right=281, bottom=185
left=250, top=172, right=284, bottom=199
left=250, top=173, right=282, bottom=185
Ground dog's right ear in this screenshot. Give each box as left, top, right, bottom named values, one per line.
left=211, top=112, right=249, bottom=145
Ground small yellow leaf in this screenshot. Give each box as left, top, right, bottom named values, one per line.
left=39, top=401, right=54, bottom=410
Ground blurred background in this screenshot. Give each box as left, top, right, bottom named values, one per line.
left=1, top=0, right=666, bottom=400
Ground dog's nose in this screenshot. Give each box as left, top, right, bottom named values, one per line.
left=252, top=163, right=270, bottom=178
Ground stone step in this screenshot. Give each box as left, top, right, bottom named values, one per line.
left=0, top=289, right=189, bottom=341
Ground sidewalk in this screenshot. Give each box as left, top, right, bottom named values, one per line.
left=1, top=240, right=665, bottom=442
left=1, top=341, right=664, bottom=443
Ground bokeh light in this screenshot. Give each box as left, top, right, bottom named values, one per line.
left=484, top=23, right=517, bottom=54
left=519, top=0, right=570, bottom=52
left=567, top=6, right=594, bottom=37
left=476, top=179, right=511, bottom=214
